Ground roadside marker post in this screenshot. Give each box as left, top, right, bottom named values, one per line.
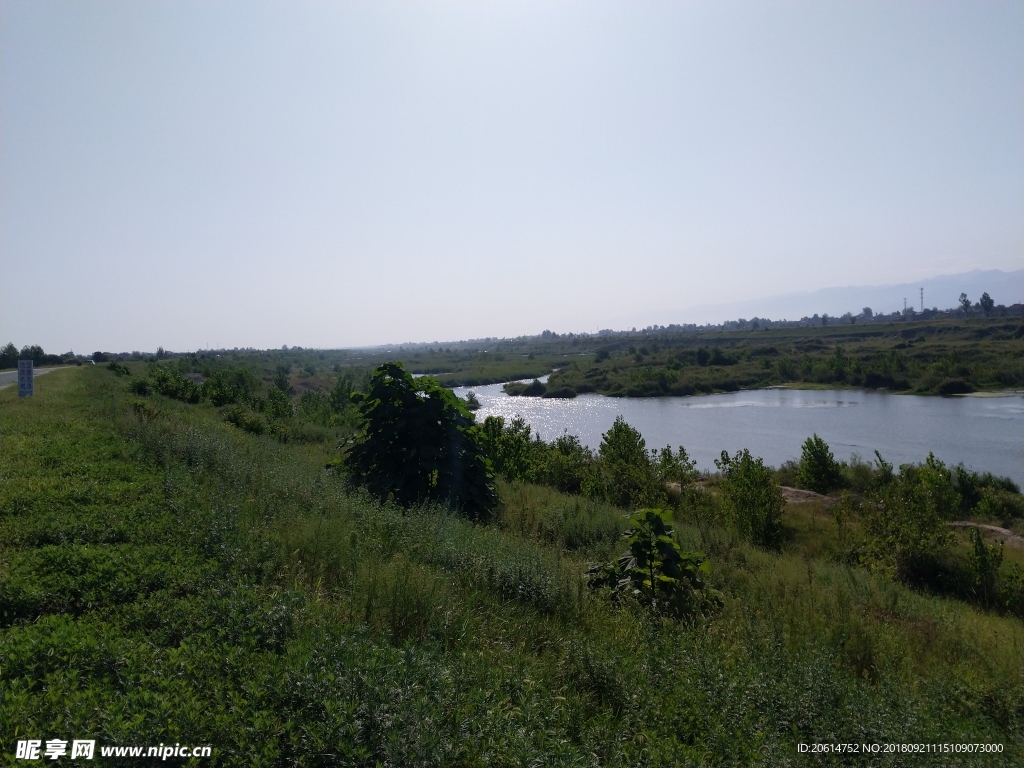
left=18, top=359, right=33, bottom=397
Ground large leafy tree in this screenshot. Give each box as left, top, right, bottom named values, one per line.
left=347, top=362, right=496, bottom=520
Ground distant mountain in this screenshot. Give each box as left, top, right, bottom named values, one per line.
left=672, top=269, right=1023, bottom=326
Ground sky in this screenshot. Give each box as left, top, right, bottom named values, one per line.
left=1, top=1, right=1022, bottom=353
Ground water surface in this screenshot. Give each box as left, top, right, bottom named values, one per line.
left=455, top=383, right=1024, bottom=486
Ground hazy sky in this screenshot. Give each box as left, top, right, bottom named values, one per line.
left=2, top=1, right=1021, bottom=352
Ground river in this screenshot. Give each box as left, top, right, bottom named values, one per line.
left=453, top=381, right=1024, bottom=486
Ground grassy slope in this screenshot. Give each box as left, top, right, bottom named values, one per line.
left=2, top=367, right=1023, bottom=766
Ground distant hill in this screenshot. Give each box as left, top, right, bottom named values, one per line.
left=668, top=269, right=1023, bottom=326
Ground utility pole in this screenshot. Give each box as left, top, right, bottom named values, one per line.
left=920, top=287, right=924, bottom=312
left=903, top=297, right=907, bottom=316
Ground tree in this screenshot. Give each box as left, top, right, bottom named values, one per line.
left=0, top=342, right=17, bottom=369
left=715, top=449, right=785, bottom=548
left=347, top=362, right=496, bottom=520
left=959, top=293, right=971, bottom=314
left=265, top=386, right=292, bottom=419
left=979, top=292, right=994, bottom=317
left=863, top=453, right=960, bottom=580
left=862, top=307, right=873, bottom=319
left=273, top=364, right=294, bottom=395
left=480, top=415, right=533, bottom=481
left=592, top=416, right=664, bottom=509
left=538, top=432, right=593, bottom=495
left=656, top=444, right=698, bottom=486
left=329, top=374, right=354, bottom=413
left=797, top=434, right=843, bottom=494
left=20, top=345, right=45, bottom=364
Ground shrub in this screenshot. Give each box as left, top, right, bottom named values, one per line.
left=938, top=378, right=974, bottom=395
left=533, top=433, right=593, bottom=495
left=590, top=417, right=664, bottom=510
left=715, top=449, right=785, bottom=548
left=967, top=527, right=1003, bottom=608
left=129, top=379, right=151, bottom=396
left=586, top=509, right=721, bottom=619
left=480, top=415, right=534, bottom=481
left=862, top=453, right=960, bottom=581
left=841, top=453, right=877, bottom=494
left=775, top=459, right=800, bottom=488
left=203, top=368, right=260, bottom=407
left=264, top=386, right=292, bottom=419
left=297, top=388, right=332, bottom=426
left=223, top=405, right=267, bottom=436
left=796, top=433, right=843, bottom=494
left=975, top=488, right=1024, bottom=522
left=149, top=366, right=202, bottom=403
left=655, top=444, right=698, bottom=486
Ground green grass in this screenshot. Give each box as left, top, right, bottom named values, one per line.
left=2, top=367, right=1023, bottom=766
left=541, top=317, right=1024, bottom=397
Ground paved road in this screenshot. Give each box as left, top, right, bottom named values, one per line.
left=0, top=366, right=69, bottom=391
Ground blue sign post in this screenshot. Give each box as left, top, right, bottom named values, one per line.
left=18, top=359, right=33, bottom=397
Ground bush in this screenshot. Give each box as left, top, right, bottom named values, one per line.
left=715, top=449, right=785, bottom=548
left=264, top=386, right=292, bottom=419
left=775, top=459, right=800, bottom=488
left=129, top=379, right=151, bottom=396
left=975, top=488, right=1024, bottom=522
left=586, top=509, right=720, bottom=619
left=203, top=368, right=260, bottom=407
left=938, top=378, right=974, bottom=395
left=952, top=463, right=1021, bottom=516
left=841, top=453, right=877, bottom=494
left=533, top=433, right=593, bottom=495
left=481, top=415, right=534, bottom=482
left=149, top=366, right=202, bottom=404
left=223, top=405, right=267, bottom=436
left=862, top=453, right=960, bottom=581
left=297, top=388, right=332, bottom=426
left=796, top=433, right=843, bottom=494
left=590, top=417, right=664, bottom=510
left=967, top=527, right=1003, bottom=608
